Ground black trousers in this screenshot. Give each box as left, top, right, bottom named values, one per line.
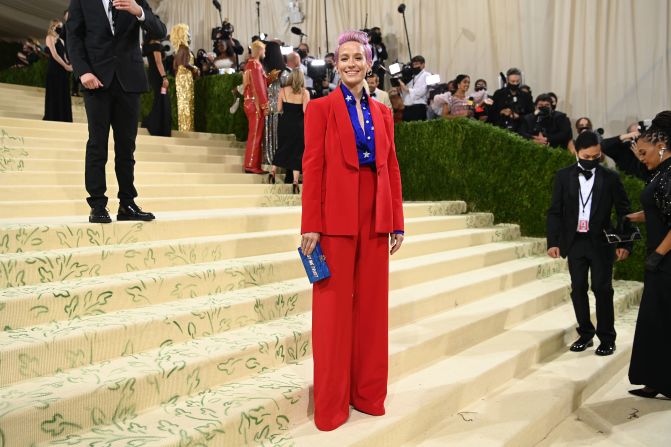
left=82, top=76, right=140, bottom=209
left=567, top=234, right=616, bottom=344
left=402, top=104, right=427, bottom=122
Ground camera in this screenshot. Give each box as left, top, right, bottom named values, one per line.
left=388, top=62, right=414, bottom=87
left=211, top=20, right=234, bottom=41
left=638, top=119, right=653, bottom=132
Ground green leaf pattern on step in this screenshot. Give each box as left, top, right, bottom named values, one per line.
left=0, top=129, right=27, bottom=173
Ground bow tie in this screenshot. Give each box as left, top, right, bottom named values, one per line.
left=578, top=167, right=593, bottom=180
left=370, top=92, right=376, bottom=97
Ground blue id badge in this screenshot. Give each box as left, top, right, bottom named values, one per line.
left=298, top=242, right=331, bottom=283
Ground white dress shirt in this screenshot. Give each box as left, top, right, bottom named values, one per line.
left=402, top=69, right=430, bottom=106
left=102, top=0, right=145, bottom=35
left=577, top=163, right=596, bottom=231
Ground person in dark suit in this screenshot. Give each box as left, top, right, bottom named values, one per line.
left=488, top=67, right=533, bottom=132
left=547, top=131, right=633, bottom=356
left=66, top=0, right=166, bottom=223
left=518, top=93, right=573, bottom=149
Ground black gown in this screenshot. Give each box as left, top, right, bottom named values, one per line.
left=629, top=157, right=671, bottom=395
left=43, top=38, right=72, bottom=122
left=274, top=101, right=305, bottom=172
left=141, top=42, right=172, bottom=136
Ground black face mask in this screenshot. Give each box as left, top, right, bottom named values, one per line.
left=538, top=106, right=552, bottom=117
left=475, top=85, right=486, bottom=92
left=55, top=26, right=63, bottom=34
left=411, top=66, right=421, bottom=75
left=508, top=83, right=519, bottom=91
left=578, top=158, right=600, bottom=170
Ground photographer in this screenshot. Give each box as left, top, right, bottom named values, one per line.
left=368, top=27, right=388, bottom=87
left=489, top=67, right=533, bottom=131
left=317, top=52, right=338, bottom=97
left=519, top=93, right=572, bottom=149
left=399, top=55, right=430, bottom=121
left=212, top=20, right=243, bottom=70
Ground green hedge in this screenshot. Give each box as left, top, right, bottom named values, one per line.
left=394, top=118, right=645, bottom=281
left=0, top=58, right=48, bottom=87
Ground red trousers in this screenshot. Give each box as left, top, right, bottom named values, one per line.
left=312, top=167, right=390, bottom=431
left=243, top=100, right=264, bottom=171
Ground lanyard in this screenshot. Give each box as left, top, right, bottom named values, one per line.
left=579, top=184, right=594, bottom=215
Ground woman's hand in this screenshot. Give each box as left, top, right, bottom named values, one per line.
left=626, top=211, right=645, bottom=223
left=301, top=232, right=320, bottom=256
left=162, top=78, right=169, bottom=89
left=390, top=233, right=404, bottom=255
left=65, top=64, right=73, bottom=72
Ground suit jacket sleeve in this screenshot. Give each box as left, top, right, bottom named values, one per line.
left=384, top=106, right=404, bottom=232
left=547, top=114, right=572, bottom=148
left=301, top=100, right=327, bottom=234
left=66, top=0, right=92, bottom=78
left=547, top=170, right=564, bottom=250
left=250, top=62, right=268, bottom=108
left=612, top=172, right=634, bottom=253
left=138, top=0, right=167, bottom=40
left=518, top=114, right=534, bottom=140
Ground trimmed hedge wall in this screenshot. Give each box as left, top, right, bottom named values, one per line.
left=394, top=118, right=645, bottom=281
left=0, top=58, right=48, bottom=87
left=0, top=64, right=646, bottom=280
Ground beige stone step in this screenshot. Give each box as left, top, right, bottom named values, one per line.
left=0, top=225, right=518, bottom=289
left=0, top=256, right=565, bottom=390
left=11, top=146, right=243, bottom=164
left=0, top=239, right=543, bottom=331
left=0, top=183, right=286, bottom=201
left=0, top=268, right=570, bottom=446
left=0, top=170, right=264, bottom=187
left=409, top=304, right=643, bottom=447
left=0, top=193, right=302, bottom=219
left=38, top=279, right=641, bottom=446
left=0, top=204, right=472, bottom=254
left=537, top=360, right=671, bottom=447
left=0, top=126, right=239, bottom=148
left=0, top=114, right=237, bottom=141
left=9, top=157, right=245, bottom=173
left=286, top=281, right=643, bottom=447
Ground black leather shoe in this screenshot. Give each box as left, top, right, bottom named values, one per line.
left=569, top=338, right=594, bottom=352
left=629, top=387, right=661, bottom=399
left=117, top=203, right=155, bottom=221
left=89, top=207, right=112, bottom=224
left=595, top=343, right=616, bottom=356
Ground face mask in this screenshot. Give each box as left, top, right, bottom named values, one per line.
left=55, top=26, right=63, bottom=34
left=475, top=85, right=486, bottom=92
left=577, top=157, right=600, bottom=170
left=577, top=127, right=591, bottom=134
left=538, top=106, right=552, bottom=117
left=412, top=66, right=421, bottom=75
left=508, top=83, right=519, bottom=91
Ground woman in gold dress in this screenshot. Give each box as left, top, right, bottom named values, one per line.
left=171, top=24, right=198, bottom=132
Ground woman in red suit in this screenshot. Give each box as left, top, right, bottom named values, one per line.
left=243, top=40, right=269, bottom=174
left=300, top=30, right=405, bottom=431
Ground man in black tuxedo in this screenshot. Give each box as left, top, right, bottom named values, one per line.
left=547, top=131, right=633, bottom=356
left=67, top=0, right=166, bottom=223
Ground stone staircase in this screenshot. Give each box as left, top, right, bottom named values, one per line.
left=0, top=82, right=661, bottom=446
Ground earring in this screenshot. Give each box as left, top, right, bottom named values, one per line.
left=366, top=69, right=373, bottom=77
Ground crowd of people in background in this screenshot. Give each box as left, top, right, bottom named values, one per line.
left=29, top=16, right=648, bottom=178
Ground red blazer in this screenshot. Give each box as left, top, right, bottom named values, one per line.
left=301, top=87, right=404, bottom=236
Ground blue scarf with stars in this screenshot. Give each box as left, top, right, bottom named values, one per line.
left=340, top=83, right=376, bottom=166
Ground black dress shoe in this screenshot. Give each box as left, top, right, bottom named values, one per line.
left=117, top=203, right=155, bottom=221
left=629, top=387, right=661, bottom=398
left=89, top=207, right=112, bottom=224
left=569, top=338, right=594, bottom=352
left=595, top=343, right=616, bottom=356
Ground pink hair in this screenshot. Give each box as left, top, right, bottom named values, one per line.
left=334, top=30, right=373, bottom=64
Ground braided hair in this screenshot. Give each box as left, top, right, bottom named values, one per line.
left=639, top=110, right=671, bottom=146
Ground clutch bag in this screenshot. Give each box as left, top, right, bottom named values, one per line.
left=603, top=217, right=643, bottom=244
left=298, top=242, right=331, bottom=283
